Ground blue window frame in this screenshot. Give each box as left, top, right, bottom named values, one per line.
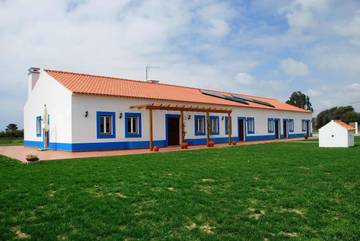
left=125, top=112, right=142, bottom=138
left=301, top=120, right=307, bottom=132
left=247, top=117, right=255, bottom=134
left=225, top=116, right=232, bottom=134
left=36, top=116, right=42, bottom=137
left=268, top=118, right=274, bottom=133
left=96, top=111, right=116, bottom=139
left=289, top=119, right=294, bottom=132
left=194, top=115, right=206, bottom=136
left=209, top=116, right=219, bottom=135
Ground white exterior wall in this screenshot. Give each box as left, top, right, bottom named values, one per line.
left=319, top=121, right=354, bottom=147
left=24, top=71, right=312, bottom=151
left=24, top=71, right=72, bottom=144
left=71, top=94, right=312, bottom=144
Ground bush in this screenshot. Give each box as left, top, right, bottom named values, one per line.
left=181, top=142, right=189, bottom=149
left=26, top=154, right=39, bottom=162
left=0, top=129, right=24, bottom=138
left=207, top=141, right=215, bottom=147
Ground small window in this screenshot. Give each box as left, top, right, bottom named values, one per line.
left=210, top=116, right=219, bottom=135
left=302, top=120, right=306, bottom=131
left=225, top=116, right=232, bottom=135
left=97, top=112, right=116, bottom=139
left=195, top=115, right=205, bottom=135
left=247, top=117, right=255, bottom=134
left=125, top=113, right=141, bottom=138
left=36, top=116, right=42, bottom=137
left=289, top=119, right=294, bottom=132
left=268, top=118, right=274, bottom=133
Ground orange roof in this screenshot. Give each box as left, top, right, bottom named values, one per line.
left=334, top=120, right=356, bottom=131
left=45, top=69, right=311, bottom=113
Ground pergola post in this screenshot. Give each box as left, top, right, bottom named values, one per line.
left=206, top=111, right=210, bottom=144
left=180, top=110, right=184, bottom=144
left=227, top=112, right=231, bottom=145
left=149, top=109, right=153, bottom=150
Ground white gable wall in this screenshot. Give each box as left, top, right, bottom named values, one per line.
left=24, top=71, right=72, bottom=146
left=319, top=121, right=351, bottom=147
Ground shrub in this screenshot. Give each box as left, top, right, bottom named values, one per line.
left=207, top=141, right=215, bottom=147
left=181, top=142, right=188, bottom=149
left=26, top=154, right=39, bottom=162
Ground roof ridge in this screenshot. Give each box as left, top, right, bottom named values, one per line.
left=44, top=68, right=278, bottom=101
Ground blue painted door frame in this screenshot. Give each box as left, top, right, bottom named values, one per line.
left=237, top=117, right=246, bottom=141
left=165, top=114, right=180, bottom=146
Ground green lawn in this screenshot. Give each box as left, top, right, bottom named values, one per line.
left=1, top=138, right=360, bottom=240
left=0, top=137, right=23, bottom=146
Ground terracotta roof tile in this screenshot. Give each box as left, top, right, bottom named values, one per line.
left=44, top=69, right=311, bottom=113
left=334, top=120, right=356, bottom=131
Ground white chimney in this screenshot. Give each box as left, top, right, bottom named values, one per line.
left=28, top=67, right=41, bottom=96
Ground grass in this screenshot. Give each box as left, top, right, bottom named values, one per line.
left=1, top=138, right=360, bottom=240
left=0, top=137, right=23, bottom=146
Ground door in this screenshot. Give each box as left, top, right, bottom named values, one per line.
left=275, top=119, right=280, bottom=139
left=305, top=121, right=310, bottom=137
left=283, top=119, right=288, bottom=138
left=167, top=116, right=180, bottom=145
left=238, top=119, right=245, bottom=141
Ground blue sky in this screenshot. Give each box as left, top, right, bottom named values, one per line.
left=1, top=0, right=360, bottom=130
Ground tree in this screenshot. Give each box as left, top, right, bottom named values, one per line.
left=314, top=106, right=360, bottom=129
left=5, top=123, right=18, bottom=133
left=286, top=91, right=313, bottom=112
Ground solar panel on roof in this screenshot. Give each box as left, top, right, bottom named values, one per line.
left=200, top=89, right=275, bottom=107
left=231, top=94, right=275, bottom=108
left=224, top=96, right=249, bottom=105
left=200, top=89, right=249, bottom=105
left=200, top=89, right=228, bottom=99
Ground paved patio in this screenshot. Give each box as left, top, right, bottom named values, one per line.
left=0, top=138, right=311, bottom=163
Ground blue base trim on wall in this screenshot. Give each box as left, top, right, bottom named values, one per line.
left=24, top=133, right=307, bottom=152
left=24, top=140, right=167, bottom=152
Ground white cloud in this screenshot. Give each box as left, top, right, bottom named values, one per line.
left=282, top=0, right=330, bottom=33
left=346, top=83, right=360, bottom=91
left=280, top=58, right=309, bottom=77
left=334, top=10, right=360, bottom=45
left=235, top=72, right=254, bottom=85
left=307, top=88, right=321, bottom=97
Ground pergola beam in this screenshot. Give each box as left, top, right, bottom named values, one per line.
left=130, top=103, right=232, bottom=114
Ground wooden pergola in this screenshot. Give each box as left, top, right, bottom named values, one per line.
left=130, top=103, right=232, bottom=150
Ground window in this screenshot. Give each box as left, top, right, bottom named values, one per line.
left=268, top=118, right=274, bottom=133
left=289, top=119, right=294, bottom=132
left=225, top=116, right=232, bottom=134
left=247, top=117, right=255, bottom=134
left=97, top=112, right=116, bottom=139
left=125, top=113, right=141, bottom=138
left=210, top=116, right=219, bottom=135
left=302, top=120, right=308, bottom=132
left=36, top=116, right=42, bottom=137
left=194, top=115, right=205, bottom=135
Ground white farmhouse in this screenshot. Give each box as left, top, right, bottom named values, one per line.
left=24, top=67, right=312, bottom=151
left=319, top=120, right=355, bottom=148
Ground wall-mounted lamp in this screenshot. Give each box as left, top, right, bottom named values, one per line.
left=85, top=111, right=88, bottom=118
left=119, top=112, right=123, bottom=119
left=187, top=114, right=191, bottom=120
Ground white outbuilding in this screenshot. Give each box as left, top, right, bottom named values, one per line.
left=319, top=120, right=355, bottom=148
